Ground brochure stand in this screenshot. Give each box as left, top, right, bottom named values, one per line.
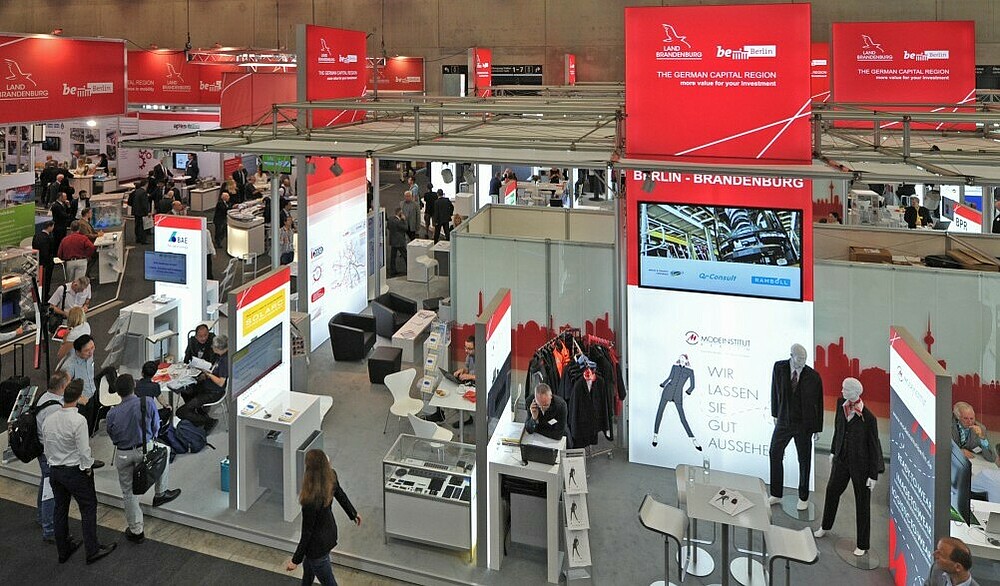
left=563, top=449, right=593, bottom=584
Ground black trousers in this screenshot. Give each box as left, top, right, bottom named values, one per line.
left=78, top=394, right=101, bottom=437
left=214, top=222, right=227, bottom=248
left=177, top=388, right=225, bottom=427
left=388, top=246, right=406, bottom=276
left=820, top=458, right=872, bottom=550
left=653, top=392, right=694, bottom=438
left=769, top=424, right=812, bottom=500
left=433, top=222, right=451, bottom=243
left=133, top=216, right=147, bottom=244
left=50, top=466, right=99, bottom=558
left=42, top=263, right=54, bottom=304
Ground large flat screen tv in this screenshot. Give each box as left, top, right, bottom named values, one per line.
left=143, top=251, right=187, bottom=285
left=173, top=152, right=194, bottom=170
left=638, top=201, right=803, bottom=301
left=231, top=322, right=283, bottom=398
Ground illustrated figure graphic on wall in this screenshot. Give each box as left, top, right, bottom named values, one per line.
left=814, top=377, right=883, bottom=557
left=568, top=467, right=578, bottom=487
left=572, top=538, right=581, bottom=558
left=570, top=501, right=579, bottom=522
left=652, top=354, right=701, bottom=451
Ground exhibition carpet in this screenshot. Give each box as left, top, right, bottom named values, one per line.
left=0, top=498, right=298, bottom=585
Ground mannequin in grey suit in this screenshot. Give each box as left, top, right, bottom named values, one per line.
left=925, top=537, right=978, bottom=586
left=652, top=354, right=702, bottom=451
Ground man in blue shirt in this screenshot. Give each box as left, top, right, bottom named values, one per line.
left=106, top=374, right=180, bottom=543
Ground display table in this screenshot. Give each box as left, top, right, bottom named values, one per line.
left=429, top=375, right=476, bottom=442
left=189, top=185, right=221, bottom=212
left=454, top=192, right=474, bottom=218
left=487, top=420, right=565, bottom=584
left=228, top=214, right=265, bottom=257
left=237, top=391, right=322, bottom=522
left=391, top=309, right=436, bottom=363
left=382, top=434, right=475, bottom=551
left=93, top=231, right=124, bottom=285
left=406, top=238, right=434, bottom=282
left=431, top=240, right=450, bottom=277
left=118, top=296, right=180, bottom=377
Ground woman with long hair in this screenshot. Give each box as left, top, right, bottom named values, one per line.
left=286, top=450, right=361, bottom=585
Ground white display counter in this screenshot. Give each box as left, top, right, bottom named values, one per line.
left=228, top=215, right=265, bottom=257
left=118, top=295, right=180, bottom=376
left=93, top=231, right=124, bottom=285
left=406, top=238, right=434, bottom=282
left=190, top=185, right=221, bottom=212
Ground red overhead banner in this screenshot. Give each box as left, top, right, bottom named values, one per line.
left=128, top=50, right=236, bottom=105
left=369, top=57, right=424, bottom=92
left=302, top=25, right=367, bottom=128
left=0, top=35, right=126, bottom=124
left=565, top=54, right=577, bottom=85
left=831, top=21, right=976, bottom=129
left=469, top=48, right=492, bottom=97
left=624, top=4, right=812, bottom=164
left=219, top=72, right=296, bottom=128
left=811, top=43, right=830, bottom=102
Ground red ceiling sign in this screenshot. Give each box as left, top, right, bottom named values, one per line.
left=128, top=50, right=237, bottom=105
left=624, top=4, right=812, bottom=164
left=811, top=42, right=830, bottom=102
left=565, top=54, right=577, bottom=85
left=219, top=72, right=296, bottom=128
left=369, top=57, right=424, bottom=92
left=469, top=48, right=492, bottom=97
left=302, top=25, right=367, bottom=128
left=832, top=21, right=976, bottom=129
left=0, top=35, right=126, bottom=124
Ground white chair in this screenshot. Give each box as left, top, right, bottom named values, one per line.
left=638, top=494, right=689, bottom=586
left=202, top=392, right=230, bottom=433
left=408, top=413, right=454, bottom=442
left=97, top=373, right=121, bottom=410
left=383, top=368, right=421, bottom=434
left=765, top=525, right=819, bottom=586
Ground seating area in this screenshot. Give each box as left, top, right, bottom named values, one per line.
left=371, top=292, right=417, bottom=339
left=328, top=312, right=377, bottom=361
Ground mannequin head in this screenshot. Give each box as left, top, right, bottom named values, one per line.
left=842, top=377, right=863, bottom=402
left=789, top=344, right=807, bottom=370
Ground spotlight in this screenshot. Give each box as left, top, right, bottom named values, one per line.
left=441, top=167, right=454, bottom=184
left=86, top=119, right=97, bottom=128
left=329, top=158, right=343, bottom=177
left=642, top=172, right=656, bottom=193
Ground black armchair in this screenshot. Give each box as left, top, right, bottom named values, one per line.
left=371, top=292, right=418, bottom=339
left=329, top=312, right=376, bottom=361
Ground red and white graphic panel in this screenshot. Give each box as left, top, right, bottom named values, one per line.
left=811, top=42, right=830, bottom=101
left=302, top=25, right=367, bottom=127
left=565, top=54, right=577, bottom=85
left=369, top=57, right=424, bottom=92
left=469, top=48, right=492, bottom=97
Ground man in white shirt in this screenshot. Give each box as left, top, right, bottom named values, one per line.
left=35, top=371, right=69, bottom=544
left=48, top=276, right=92, bottom=318
left=926, top=537, right=978, bottom=586
left=41, top=379, right=116, bottom=564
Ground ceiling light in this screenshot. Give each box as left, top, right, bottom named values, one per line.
left=329, top=158, right=343, bottom=177
left=86, top=120, right=97, bottom=128
left=441, top=168, right=454, bottom=184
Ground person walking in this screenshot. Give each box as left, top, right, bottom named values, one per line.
left=106, top=374, right=180, bottom=544
left=432, top=191, right=454, bottom=243
left=41, top=379, right=117, bottom=564
left=286, top=449, right=361, bottom=586
left=127, top=183, right=150, bottom=245
left=35, top=371, right=70, bottom=544
left=400, top=191, right=420, bottom=241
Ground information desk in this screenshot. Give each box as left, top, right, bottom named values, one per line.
left=391, top=309, right=436, bottom=363
left=93, top=231, right=124, bottom=285
left=237, top=391, right=322, bottom=522
left=487, top=420, right=565, bottom=584
left=382, top=433, right=475, bottom=552
left=228, top=213, right=265, bottom=257
left=118, top=296, right=180, bottom=377
left=189, top=185, right=221, bottom=212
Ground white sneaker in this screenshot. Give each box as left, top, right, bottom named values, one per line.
left=796, top=499, right=809, bottom=511
left=652, top=434, right=658, bottom=447
left=814, top=528, right=826, bottom=538
left=853, top=548, right=867, bottom=557
left=767, top=496, right=781, bottom=506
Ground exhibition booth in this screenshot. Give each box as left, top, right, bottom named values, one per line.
left=7, top=8, right=1000, bottom=586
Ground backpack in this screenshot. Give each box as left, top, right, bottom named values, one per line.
left=9, top=400, right=60, bottom=463
left=158, top=419, right=212, bottom=455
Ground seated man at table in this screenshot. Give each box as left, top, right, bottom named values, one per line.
left=183, top=324, right=217, bottom=367
left=177, top=335, right=228, bottom=431
left=953, top=402, right=999, bottom=464
left=525, top=383, right=568, bottom=441
left=136, top=360, right=170, bottom=412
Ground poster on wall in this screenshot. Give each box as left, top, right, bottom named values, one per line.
left=468, top=48, right=492, bottom=97
left=624, top=4, right=812, bottom=163
left=887, top=327, right=951, bottom=586
left=831, top=21, right=976, bottom=129
left=305, top=156, right=368, bottom=351
left=301, top=25, right=367, bottom=128
left=0, top=35, right=126, bottom=124
left=627, top=171, right=814, bottom=482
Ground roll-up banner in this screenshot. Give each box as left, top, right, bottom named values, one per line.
left=304, top=156, right=368, bottom=351
left=624, top=4, right=811, bottom=163
left=887, top=327, right=951, bottom=586
left=831, top=21, right=976, bottom=129
left=626, top=171, right=813, bottom=483
left=469, top=48, right=492, bottom=97
left=370, top=57, right=425, bottom=92
left=0, top=34, right=126, bottom=124
left=300, top=25, right=367, bottom=128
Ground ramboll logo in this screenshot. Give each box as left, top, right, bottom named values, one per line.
left=656, top=24, right=703, bottom=61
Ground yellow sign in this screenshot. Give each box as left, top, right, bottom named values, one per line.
left=242, top=289, right=286, bottom=337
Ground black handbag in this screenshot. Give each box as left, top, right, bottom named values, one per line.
left=46, top=285, right=67, bottom=334
left=132, top=395, right=168, bottom=495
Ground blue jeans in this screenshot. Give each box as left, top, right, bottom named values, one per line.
left=301, top=554, right=338, bottom=586
left=38, top=454, right=54, bottom=539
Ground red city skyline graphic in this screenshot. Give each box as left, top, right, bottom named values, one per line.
left=812, top=182, right=843, bottom=221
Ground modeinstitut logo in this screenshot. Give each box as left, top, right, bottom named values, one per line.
left=684, top=330, right=751, bottom=352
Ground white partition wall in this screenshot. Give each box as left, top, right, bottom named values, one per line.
left=152, top=214, right=206, bottom=339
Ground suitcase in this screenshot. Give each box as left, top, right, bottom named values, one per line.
left=0, top=343, right=30, bottom=423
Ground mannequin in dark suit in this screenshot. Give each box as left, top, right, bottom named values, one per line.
left=814, top=378, right=883, bottom=557
left=769, top=343, right=823, bottom=509
left=652, top=354, right=701, bottom=451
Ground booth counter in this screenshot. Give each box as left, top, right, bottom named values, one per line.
left=189, top=185, right=221, bottom=212
left=228, top=213, right=265, bottom=257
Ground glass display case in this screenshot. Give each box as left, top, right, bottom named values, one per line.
left=382, top=433, right=476, bottom=552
